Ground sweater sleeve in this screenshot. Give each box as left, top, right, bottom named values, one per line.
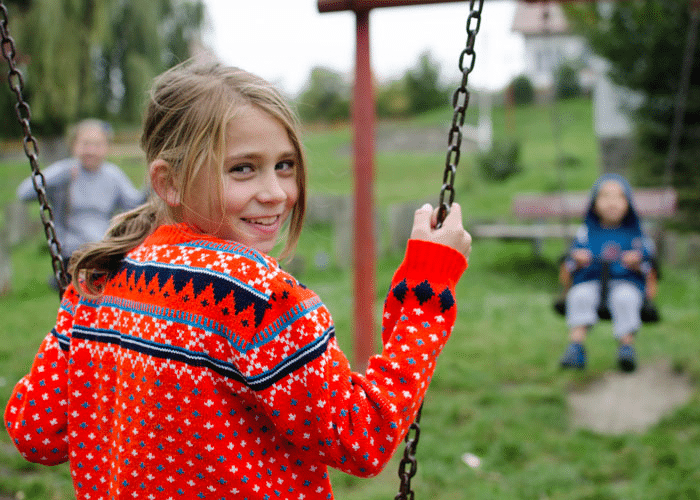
left=15, top=160, right=72, bottom=202
left=237, top=239, right=467, bottom=477
left=3, top=286, right=79, bottom=465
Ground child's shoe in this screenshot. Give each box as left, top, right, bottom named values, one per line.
left=617, top=344, right=636, bottom=372
left=560, top=342, right=586, bottom=369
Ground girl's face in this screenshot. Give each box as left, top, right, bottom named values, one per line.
left=183, top=105, right=299, bottom=254
left=594, top=180, right=629, bottom=228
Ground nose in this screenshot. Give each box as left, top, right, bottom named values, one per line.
left=257, top=170, right=287, bottom=204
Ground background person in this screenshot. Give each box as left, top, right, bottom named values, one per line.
left=16, top=118, right=146, bottom=286
left=559, top=173, right=656, bottom=372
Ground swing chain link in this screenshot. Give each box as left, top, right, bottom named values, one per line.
left=394, top=404, right=422, bottom=500
left=395, top=3, right=484, bottom=499
left=437, top=0, right=484, bottom=229
left=1, top=1, right=69, bottom=298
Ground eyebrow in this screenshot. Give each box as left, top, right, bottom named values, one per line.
left=225, top=150, right=298, bottom=163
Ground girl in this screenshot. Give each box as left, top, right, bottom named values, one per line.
left=5, top=60, right=471, bottom=499
left=559, top=173, right=655, bottom=372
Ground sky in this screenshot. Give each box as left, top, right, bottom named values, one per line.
left=200, top=0, right=526, bottom=96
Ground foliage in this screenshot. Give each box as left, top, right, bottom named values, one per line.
left=295, top=66, right=351, bottom=123
left=376, top=79, right=410, bottom=118
left=0, top=83, right=22, bottom=137
left=402, top=51, right=450, bottom=114
left=555, top=63, right=582, bottom=100
left=565, top=0, right=700, bottom=230
left=477, top=139, right=523, bottom=182
left=0, top=0, right=205, bottom=137
left=509, top=75, right=535, bottom=106
left=295, top=51, right=450, bottom=123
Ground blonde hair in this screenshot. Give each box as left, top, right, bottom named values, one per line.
left=70, top=59, right=307, bottom=296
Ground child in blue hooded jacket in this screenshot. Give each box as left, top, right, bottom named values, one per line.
left=559, top=174, right=656, bottom=372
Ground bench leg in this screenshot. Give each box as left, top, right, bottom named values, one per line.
left=531, top=238, right=543, bottom=257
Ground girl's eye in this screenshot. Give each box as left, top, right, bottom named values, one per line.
left=276, top=160, right=295, bottom=173
left=229, top=164, right=253, bottom=175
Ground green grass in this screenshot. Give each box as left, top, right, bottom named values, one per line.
left=1, top=97, right=699, bottom=499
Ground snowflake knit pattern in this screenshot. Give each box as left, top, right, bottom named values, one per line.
left=5, top=223, right=467, bottom=500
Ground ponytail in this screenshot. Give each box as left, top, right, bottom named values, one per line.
left=69, top=199, right=163, bottom=297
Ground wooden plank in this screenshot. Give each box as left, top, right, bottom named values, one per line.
left=512, top=188, right=677, bottom=220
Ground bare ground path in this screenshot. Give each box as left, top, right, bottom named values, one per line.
left=567, top=360, right=694, bottom=435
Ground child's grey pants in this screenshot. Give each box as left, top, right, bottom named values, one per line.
left=566, top=280, right=643, bottom=339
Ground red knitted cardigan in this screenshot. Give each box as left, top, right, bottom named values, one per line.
left=5, top=223, right=467, bottom=500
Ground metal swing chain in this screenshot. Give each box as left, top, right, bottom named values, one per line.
left=1, top=0, right=69, bottom=298
left=436, top=0, right=485, bottom=229
left=395, top=2, right=483, bottom=500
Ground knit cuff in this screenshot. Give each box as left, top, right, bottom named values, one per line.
left=391, top=239, right=468, bottom=288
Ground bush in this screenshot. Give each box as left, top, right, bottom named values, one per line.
left=509, top=75, right=535, bottom=106
left=555, top=64, right=582, bottom=100
left=478, top=140, right=523, bottom=182
left=376, top=80, right=410, bottom=118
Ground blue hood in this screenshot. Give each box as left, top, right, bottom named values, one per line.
left=584, top=173, right=642, bottom=234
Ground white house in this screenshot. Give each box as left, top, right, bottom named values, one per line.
left=511, top=1, right=593, bottom=91
left=511, top=1, right=637, bottom=174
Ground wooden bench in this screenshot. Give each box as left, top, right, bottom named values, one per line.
left=471, top=187, right=678, bottom=254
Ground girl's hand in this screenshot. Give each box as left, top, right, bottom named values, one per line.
left=571, top=249, right=592, bottom=268
left=410, top=203, right=471, bottom=259
left=621, top=250, right=642, bottom=270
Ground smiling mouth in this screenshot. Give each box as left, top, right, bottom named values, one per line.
left=242, top=216, right=280, bottom=226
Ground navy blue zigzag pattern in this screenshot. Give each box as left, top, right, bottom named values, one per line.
left=64, top=325, right=334, bottom=392
left=122, top=259, right=271, bottom=328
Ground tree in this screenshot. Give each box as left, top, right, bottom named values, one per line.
left=566, top=0, right=700, bottom=229
left=509, top=74, right=535, bottom=106
left=296, top=67, right=350, bottom=123
left=1, top=0, right=206, bottom=136
left=403, top=51, right=449, bottom=114
left=554, top=63, right=582, bottom=100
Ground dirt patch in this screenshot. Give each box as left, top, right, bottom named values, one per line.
left=567, top=360, right=694, bottom=435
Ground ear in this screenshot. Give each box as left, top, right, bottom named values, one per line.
left=149, top=159, right=180, bottom=207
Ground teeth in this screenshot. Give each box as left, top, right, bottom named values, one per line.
left=244, top=216, right=277, bottom=226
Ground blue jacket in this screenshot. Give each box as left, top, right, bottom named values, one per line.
left=567, top=174, right=655, bottom=292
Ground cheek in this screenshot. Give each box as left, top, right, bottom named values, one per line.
left=286, top=178, right=300, bottom=206
left=220, top=180, right=251, bottom=214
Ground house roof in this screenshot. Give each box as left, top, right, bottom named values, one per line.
left=511, top=2, right=570, bottom=35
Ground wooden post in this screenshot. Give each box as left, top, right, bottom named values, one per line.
left=352, top=8, right=376, bottom=371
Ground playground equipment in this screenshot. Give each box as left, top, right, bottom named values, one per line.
left=3, top=0, right=697, bottom=498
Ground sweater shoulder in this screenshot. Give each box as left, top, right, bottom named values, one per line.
left=99, top=237, right=319, bottom=351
